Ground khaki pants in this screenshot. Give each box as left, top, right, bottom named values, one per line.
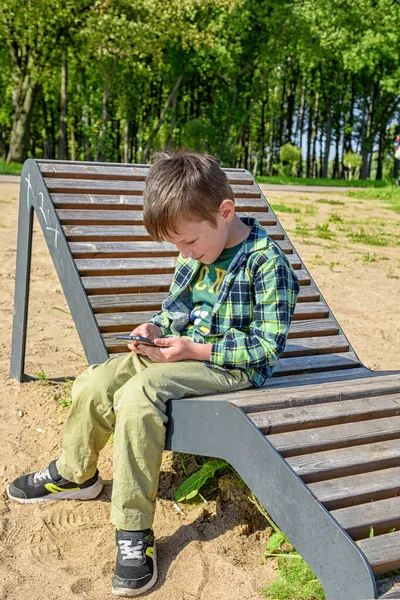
left=56, top=352, right=252, bottom=530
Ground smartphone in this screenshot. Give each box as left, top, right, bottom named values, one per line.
left=116, top=335, right=156, bottom=346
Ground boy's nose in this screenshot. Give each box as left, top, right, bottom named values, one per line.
left=181, top=250, right=194, bottom=259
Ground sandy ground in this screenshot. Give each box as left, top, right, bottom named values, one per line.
left=0, top=180, right=400, bottom=600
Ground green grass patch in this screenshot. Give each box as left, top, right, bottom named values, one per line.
left=0, top=159, right=22, bottom=175
left=328, top=212, right=343, bottom=223
left=346, top=187, right=400, bottom=214
left=261, top=555, right=325, bottom=600
left=270, top=202, right=301, bottom=214
left=347, top=228, right=389, bottom=247
left=304, top=205, right=318, bottom=216
left=256, top=175, right=392, bottom=188
left=316, top=198, right=345, bottom=206
left=316, top=223, right=335, bottom=240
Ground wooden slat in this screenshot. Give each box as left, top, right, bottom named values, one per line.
left=46, top=178, right=261, bottom=197
left=69, top=238, right=295, bottom=258
left=83, top=278, right=317, bottom=300
left=95, top=312, right=335, bottom=338
left=249, top=393, right=400, bottom=435
left=292, top=302, right=328, bottom=320
left=358, top=531, right=400, bottom=575
left=89, top=292, right=167, bottom=313
left=258, top=367, right=370, bottom=389
left=332, top=496, right=400, bottom=540
left=287, top=318, right=338, bottom=338
left=63, top=224, right=285, bottom=241
left=40, top=163, right=253, bottom=185
left=88, top=294, right=323, bottom=316
left=57, top=209, right=276, bottom=226
left=102, top=336, right=359, bottom=374
left=287, top=438, right=400, bottom=483
left=310, top=466, right=400, bottom=510
left=267, top=415, right=400, bottom=457
left=70, top=241, right=179, bottom=258
left=52, top=194, right=268, bottom=211
left=76, top=257, right=177, bottom=276
left=75, top=253, right=302, bottom=276
left=81, top=269, right=311, bottom=294
left=236, top=373, right=400, bottom=412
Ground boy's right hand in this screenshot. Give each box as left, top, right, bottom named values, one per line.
left=127, top=323, right=162, bottom=352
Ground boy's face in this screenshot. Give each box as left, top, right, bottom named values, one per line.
left=164, top=200, right=234, bottom=264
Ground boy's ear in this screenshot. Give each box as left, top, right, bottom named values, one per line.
left=219, top=199, right=235, bottom=221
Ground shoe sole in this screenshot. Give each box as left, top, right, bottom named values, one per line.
left=111, top=546, right=158, bottom=597
left=6, top=476, right=104, bottom=504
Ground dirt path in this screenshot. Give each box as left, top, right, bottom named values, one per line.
left=0, top=181, right=399, bottom=600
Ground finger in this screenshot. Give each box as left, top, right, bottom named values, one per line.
left=153, top=337, right=173, bottom=346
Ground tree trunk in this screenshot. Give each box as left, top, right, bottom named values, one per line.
left=59, top=58, right=68, bottom=160
left=142, top=72, right=183, bottom=163
left=285, top=76, right=297, bottom=143
left=70, top=118, right=77, bottom=161
left=124, top=120, right=130, bottom=163
left=322, top=109, right=332, bottom=178
left=360, top=84, right=377, bottom=180
left=306, top=98, right=313, bottom=177
left=258, top=94, right=267, bottom=176
left=7, top=76, right=36, bottom=163
left=332, top=110, right=341, bottom=179
left=97, top=55, right=119, bottom=161
left=296, top=76, right=306, bottom=177
left=311, top=90, right=319, bottom=178
left=165, top=87, right=178, bottom=149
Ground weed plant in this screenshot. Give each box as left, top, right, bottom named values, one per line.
left=256, top=175, right=392, bottom=188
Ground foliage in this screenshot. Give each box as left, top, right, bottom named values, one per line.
left=0, top=0, right=398, bottom=178
left=174, top=458, right=228, bottom=502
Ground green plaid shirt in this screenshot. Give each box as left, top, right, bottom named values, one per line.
left=149, top=217, right=299, bottom=387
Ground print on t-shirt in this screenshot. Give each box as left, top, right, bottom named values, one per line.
left=184, top=241, right=244, bottom=337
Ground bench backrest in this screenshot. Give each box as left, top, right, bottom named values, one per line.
left=12, top=159, right=365, bottom=381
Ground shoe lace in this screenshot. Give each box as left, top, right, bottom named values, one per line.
left=118, top=539, right=145, bottom=560
left=33, top=467, right=51, bottom=483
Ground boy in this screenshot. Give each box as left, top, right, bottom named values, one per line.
left=7, top=150, right=299, bottom=596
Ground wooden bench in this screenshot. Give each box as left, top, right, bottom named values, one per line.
left=10, top=158, right=400, bottom=600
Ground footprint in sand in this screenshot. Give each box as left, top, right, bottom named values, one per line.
left=29, top=509, right=103, bottom=569
left=70, top=577, right=93, bottom=595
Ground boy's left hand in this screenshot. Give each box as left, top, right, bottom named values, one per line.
left=135, top=337, right=212, bottom=362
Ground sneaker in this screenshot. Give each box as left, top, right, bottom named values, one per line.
left=6, top=460, right=103, bottom=504
left=112, top=528, right=157, bottom=597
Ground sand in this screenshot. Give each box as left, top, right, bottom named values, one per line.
left=0, top=180, right=399, bottom=600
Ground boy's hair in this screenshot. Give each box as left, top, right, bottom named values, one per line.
left=143, top=149, right=235, bottom=241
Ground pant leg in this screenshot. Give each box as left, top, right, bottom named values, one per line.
left=111, top=361, right=252, bottom=530
left=56, top=352, right=152, bottom=483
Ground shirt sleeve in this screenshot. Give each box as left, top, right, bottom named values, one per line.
left=209, top=254, right=299, bottom=371
left=148, top=310, right=171, bottom=337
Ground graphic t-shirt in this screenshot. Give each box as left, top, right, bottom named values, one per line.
left=184, top=241, right=244, bottom=337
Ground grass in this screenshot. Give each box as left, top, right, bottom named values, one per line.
left=247, top=494, right=324, bottom=600
left=316, top=198, right=345, bottom=206
left=346, top=186, right=400, bottom=214
left=0, top=159, right=22, bottom=175
left=347, top=228, right=389, bottom=247
left=316, top=223, right=335, bottom=240
left=270, top=203, right=301, bottom=214
left=256, top=175, right=393, bottom=188
left=34, top=368, right=49, bottom=385
left=328, top=212, right=343, bottom=223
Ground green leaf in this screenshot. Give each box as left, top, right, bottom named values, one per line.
left=174, top=458, right=227, bottom=503
left=267, top=532, right=287, bottom=553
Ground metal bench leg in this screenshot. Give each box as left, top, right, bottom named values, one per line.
left=166, top=398, right=377, bottom=600
left=10, top=173, right=34, bottom=382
